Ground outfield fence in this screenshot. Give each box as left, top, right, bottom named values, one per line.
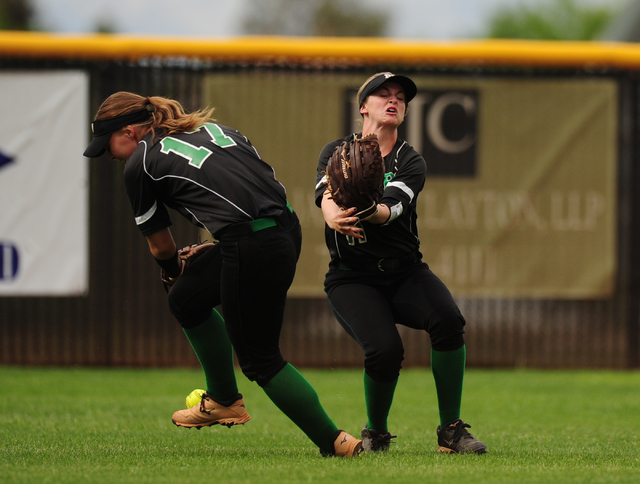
left=1, top=33, right=640, bottom=369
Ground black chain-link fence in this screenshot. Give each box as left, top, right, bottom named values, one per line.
left=1, top=37, right=639, bottom=369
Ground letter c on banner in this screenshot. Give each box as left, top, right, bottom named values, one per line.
left=0, top=242, right=19, bottom=281
left=426, top=92, right=476, bottom=154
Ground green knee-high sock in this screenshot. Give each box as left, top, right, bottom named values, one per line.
left=364, top=371, right=398, bottom=432
left=263, top=363, right=339, bottom=454
left=431, top=345, right=466, bottom=426
left=182, top=309, right=239, bottom=401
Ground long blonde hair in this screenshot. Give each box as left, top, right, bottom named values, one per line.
left=356, top=72, right=388, bottom=109
left=95, top=92, right=215, bottom=137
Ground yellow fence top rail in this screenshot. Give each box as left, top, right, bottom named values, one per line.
left=2, top=31, right=640, bottom=69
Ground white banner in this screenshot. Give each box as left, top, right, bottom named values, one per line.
left=0, top=71, right=89, bottom=295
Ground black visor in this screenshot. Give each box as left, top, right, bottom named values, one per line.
left=83, top=106, right=154, bottom=158
left=358, top=73, right=417, bottom=107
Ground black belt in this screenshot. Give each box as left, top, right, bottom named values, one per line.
left=215, top=202, right=294, bottom=241
left=338, top=251, right=421, bottom=272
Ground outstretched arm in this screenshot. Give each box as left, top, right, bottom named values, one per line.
left=321, top=190, right=363, bottom=239
left=321, top=191, right=391, bottom=238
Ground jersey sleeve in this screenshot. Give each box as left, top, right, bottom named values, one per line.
left=379, top=145, right=426, bottom=224
left=122, top=149, right=173, bottom=237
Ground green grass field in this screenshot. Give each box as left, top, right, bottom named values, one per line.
left=1, top=366, right=639, bottom=483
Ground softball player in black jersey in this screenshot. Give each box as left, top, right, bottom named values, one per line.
left=84, top=91, right=362, bottom=457
left=315, top=73, right=487, bottom=454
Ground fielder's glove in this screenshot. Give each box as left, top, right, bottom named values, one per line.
left=160, top=242, right=215, bottom=293
left=324, top=133, right=385, bottom=221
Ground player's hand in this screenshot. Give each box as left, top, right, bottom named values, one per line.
left=321, top=193, right=363, bottom=238
left=329, top=206, right=363, bottom=238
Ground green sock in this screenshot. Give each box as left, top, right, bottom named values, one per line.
left=182, top=309, right=239, bottom=401
left=263, top=363, right=338, bottom=454
left=364, top=371, right=398, bottom=432
left=431, top=345, right=466, bottom=426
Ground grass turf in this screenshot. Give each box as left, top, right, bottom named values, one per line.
left=1, top=366, right=639, bottom=483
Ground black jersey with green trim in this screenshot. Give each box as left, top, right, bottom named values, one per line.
left=123, top=123, right=288, bottom=237
left=315, top=133, right=426, bottom=267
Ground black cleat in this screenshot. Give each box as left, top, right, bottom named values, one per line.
left=437, top=419, right=487, bottom=454
left=361, top=425, right=397, bottom=452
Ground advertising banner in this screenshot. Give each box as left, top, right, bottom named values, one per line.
left=204, top=73, right=617, bottom=298
left=0, top=71, right=89, bottom=295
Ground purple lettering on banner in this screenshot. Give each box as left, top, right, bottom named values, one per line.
left=0, top=151, right=15, bottom=170
left=0, top=242, right=19, bottom=280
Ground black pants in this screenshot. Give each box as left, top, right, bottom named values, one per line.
left=168, top=211, right=302, bottom=387
left=324, top=262, right=466, bottom=382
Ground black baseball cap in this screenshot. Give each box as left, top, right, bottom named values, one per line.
left=358, top=72, right=417, bottom=107
left=83, top=106, right=154, bottom=158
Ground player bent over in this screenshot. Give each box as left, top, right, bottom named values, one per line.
left=84, top=92, right=361, bottom=457
left=315, top=73, right=487, bottom=454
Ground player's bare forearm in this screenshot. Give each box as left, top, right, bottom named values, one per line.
left=146, top=227, right=177, bottom=259
left=367, top=204, right=390, bottom=225
left=321, top=191, right=363, bottom=238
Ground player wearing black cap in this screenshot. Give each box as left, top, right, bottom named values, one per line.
left=315, top=73, right=487, bottom=454
left=84, top=91, right=362, bottom=457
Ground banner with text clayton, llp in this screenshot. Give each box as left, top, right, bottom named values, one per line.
left=0, top=71, right=89, bottom=295
left=205, top=74, right=617, bottom=298
left=414, top=78, right=617, bottom=298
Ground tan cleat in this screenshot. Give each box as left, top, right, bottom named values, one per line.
left=172, top=392, right=250, bottom=429
left=329, top=430, right=363, bottom=457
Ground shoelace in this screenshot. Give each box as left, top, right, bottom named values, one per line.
left=449, top=421, right=474, bottom=443
left=369, top=431, right=397, bottom=450
left=199, top=392, right=213, bottom=414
